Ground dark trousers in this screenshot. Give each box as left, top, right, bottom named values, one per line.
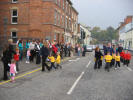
left=19, top=50, right=23, bottom=61
left=16, top=61, right=19, bottom=71
left=50, top=62, right=56, bottom=70
left=68, top=50, right=71, bottom=57
left=60, top=51, right=63, bottom=59
left=3, top=62, right=9, bottom=80
left=30, top=50, right=35, bottom=62
left=115, top=61, right=120, bottom=68
left=42, top=57, right=50, bottom=71
left=111, top=59, right=115, bottom=67
left=56, top=64, right=62, bottom=69
left=94, top=59, right=101, bottom=69
left=125, top=60, right=130, bottom=66
left=82, top=51, right=86, bottom=56
left=36, top=52, right=41, bottom=64
left=105, top=62, right=110, bottom=72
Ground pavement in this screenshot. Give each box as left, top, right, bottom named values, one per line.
left=0, top=52, right=133, bottom=100
left=0, top=56, right=76, bottom=81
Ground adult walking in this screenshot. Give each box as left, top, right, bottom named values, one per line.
left=1, top=45, right=10, bottom=80
left=29, top=40, right=35, bottom=62
left=40, top=42, right=50, bottom=71
left=94, top=47, right=103, bottom=69
left=118, top=44, right=123, bottom=54
left=106, top=43, right=114, bottom=55
left=18, top=40, right=23, bottom=61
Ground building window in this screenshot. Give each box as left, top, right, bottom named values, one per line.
left=11, top=9, right=18, bottom=24
left=58, top=12, right=60, bottom=26
left=54, top=34, right=56, bottom=40
left=54, top=10, right=57, bottom=25
left=11, top=31, right=17, bottom=43
left=58, top=0, right=61, bottom=6
left=55, top=0, right=57, bottom=4
left=66, top=1, right=68, bottom=13
left=65, top=17, right=67, bottom=29
left=63, top=0, right=65, bottom=10
left=62, top=15, right=64, bottom=27
left=12, top=0, right=18, bottom=3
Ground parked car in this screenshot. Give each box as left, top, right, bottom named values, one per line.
left=98, top=44, right=103, bottom=50
left=92, top=45, right=96, bottom=50
left=86, top=45, right=93, bottom=52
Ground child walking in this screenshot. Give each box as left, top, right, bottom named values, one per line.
left=104, top=52, right=112, bottom=72
left=26, top=48, right=31, bottom=63
left=48, top=54, right=56, bottom=70
left=9, top=59, right=17, bottom=82
left=14, top=48, right=19, bottom=71
left=115, top=53, right=120, bottom=69
left=125, top=50, right=131, bottom=67
left=56, top=52, right=62, bottom=69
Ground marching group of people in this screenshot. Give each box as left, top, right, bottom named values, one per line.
left=1, top=38, right=85, bottom=82
left=94, top=43, right=132, bottom=72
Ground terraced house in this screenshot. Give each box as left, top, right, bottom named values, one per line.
left=0, top=0, right=78, bottom=45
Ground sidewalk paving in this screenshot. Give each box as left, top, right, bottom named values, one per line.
left=0, top=56, right=77, bottom=81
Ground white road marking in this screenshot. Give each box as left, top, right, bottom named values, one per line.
left=86, top=61, right=91, bottom=68
left=69, top=58, right=80, bottom=62
left=126, top=67, right=133, bottom=71
left=67, top=71, right=85, bottom=95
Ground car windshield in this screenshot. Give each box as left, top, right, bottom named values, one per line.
left=87, top=45, right=92, bottom=48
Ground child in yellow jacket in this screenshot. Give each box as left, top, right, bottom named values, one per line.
left=115, top=52, right=120, bottom=69
left=56, top=52, right=62, bottom=69
left=48, top=54, right=56, bottom=70
left=104, top=52, right=112, bottom=72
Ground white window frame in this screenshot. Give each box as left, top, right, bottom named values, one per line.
left=12, top=0, right=18, bottom=3
left=54, top=10, right=57, bottom=25
left=63, top=0, right=64, bottom=10
left=58, top=12, right=60, bottom=26
left=11, top=9, right=18, bottom=24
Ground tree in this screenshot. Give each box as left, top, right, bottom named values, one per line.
left=90, top=26, right=118, bottom=44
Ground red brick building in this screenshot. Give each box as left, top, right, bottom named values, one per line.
left=0, top=0, right=78, bottom=44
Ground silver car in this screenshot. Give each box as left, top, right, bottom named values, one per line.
left=86, top=45, right=93, bottom=52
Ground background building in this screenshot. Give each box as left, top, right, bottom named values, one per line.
left=118, top=16, right=133, bottom=50
left=78, top=24, right=91, bottom=46
left=0, top=0, right=78, bottom=44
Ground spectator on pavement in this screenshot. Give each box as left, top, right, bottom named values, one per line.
left=18, top=40, right=23, bottom=61
left=29, top=40, right=35, bottom=62
left=1, top=45, right=10, bottom=80
left=40, top=42, right=50, bottom=72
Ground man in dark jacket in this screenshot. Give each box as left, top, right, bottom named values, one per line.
left=40, top=43, right=50, bottom=71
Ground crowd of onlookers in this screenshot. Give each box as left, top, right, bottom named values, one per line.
left=0, top=38, right=86, bottom=82
left=94, top=43, right=132, bottom=72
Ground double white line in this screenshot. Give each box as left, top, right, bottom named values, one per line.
left=67, top=61, right=91, bottom=95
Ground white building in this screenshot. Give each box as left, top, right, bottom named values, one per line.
left=118, top=16, right=133, bottom=50
left=79, top=24, right=92, bottom=45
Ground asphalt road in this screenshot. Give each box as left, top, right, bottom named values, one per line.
left=0, top=52, right=133, bottom=100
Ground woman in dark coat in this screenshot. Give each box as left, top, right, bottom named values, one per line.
left=94, top=46, right=103, bottom=69
left=40, top=42, right=50, bottom=71
left=1, top=46, right=10, bottom=80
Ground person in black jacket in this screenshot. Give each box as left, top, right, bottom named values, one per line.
left=8, top=39, right=16, bottom=63
left=94, top=46, right=103, bottom=69
left=1, top=45, right=10, bottom=80
left=40, top=42, right=50, bottom=72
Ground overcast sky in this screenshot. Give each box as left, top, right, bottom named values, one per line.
left=71, top=0, right=133, bottom=29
